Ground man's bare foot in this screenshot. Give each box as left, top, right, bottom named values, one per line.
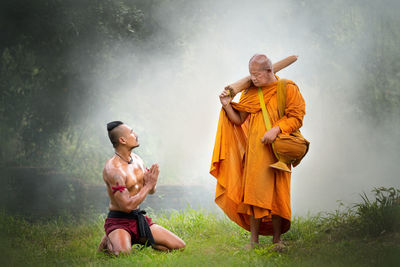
left=97, top=235, right=113, bottom=254
left=97, top=235, right=108, bottom=252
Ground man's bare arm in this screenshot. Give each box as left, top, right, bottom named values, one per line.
left=149, top=185, right=156, bottom=194
left=107, top=165, right=159, bottom=213
left=135, top=154, right=156, bottom=195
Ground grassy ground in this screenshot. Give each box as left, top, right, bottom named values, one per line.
left=1, top=187, right=399, bottom=267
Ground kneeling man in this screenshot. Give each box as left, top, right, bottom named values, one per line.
left=98, top=121, right=185, bottom=255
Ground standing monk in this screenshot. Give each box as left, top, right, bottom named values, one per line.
left=98, top=121, right=185, bottom=255
left=210, top=54, right=306, bottom=249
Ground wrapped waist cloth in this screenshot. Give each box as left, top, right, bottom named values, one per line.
left=105, top=209, right=155, bottom=246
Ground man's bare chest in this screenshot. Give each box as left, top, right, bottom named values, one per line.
left=124, top=162, right=145, bottom=195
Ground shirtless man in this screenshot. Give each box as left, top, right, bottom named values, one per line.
left=98, top=121, right=185, bottom=255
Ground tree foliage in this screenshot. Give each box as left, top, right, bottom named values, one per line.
left=0, top=0, right=151, bottom=170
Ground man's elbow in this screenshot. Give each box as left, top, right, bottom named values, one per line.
left=149, top=188, right=156, bottom=195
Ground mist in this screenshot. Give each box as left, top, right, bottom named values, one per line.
left=76, top=0, right=399, bottom=215
left=2, top=0, right=400, bottom=216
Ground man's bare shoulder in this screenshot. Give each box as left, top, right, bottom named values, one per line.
left=103, top=157, right=126, bottom=185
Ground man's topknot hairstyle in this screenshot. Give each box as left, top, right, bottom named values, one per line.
left=107, top=121, right=123, bottom=131
left=107, top=121, right=124, bottom=147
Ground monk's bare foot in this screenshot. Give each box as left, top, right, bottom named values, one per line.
left=272, top=241, right=286, bottom=252
left=244, top=242, right=259, bottom=250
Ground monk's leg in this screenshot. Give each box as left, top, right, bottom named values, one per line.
left=107, top=229, right=132, bottom=256
left=272, top=215, right=282, bottom=244
left=249, top=216, right=261, bottom=248
left=149, top=224, right=185, bottom=251
left=271, top=215, right=286, bottom=252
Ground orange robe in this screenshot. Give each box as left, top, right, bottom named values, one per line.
left=210, top=78, right=305, bottom=235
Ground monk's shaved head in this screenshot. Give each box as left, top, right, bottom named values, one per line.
left=249, top=54, right=273, bottom=71
left=248, top=53, right=276, bottom=86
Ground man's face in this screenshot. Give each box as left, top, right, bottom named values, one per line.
left=249, top=63, right=271, bottom=87
left=120, top=124, right=139, bottom=149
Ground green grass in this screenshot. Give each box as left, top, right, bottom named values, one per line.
left=1, top=188, right=399, bottom=267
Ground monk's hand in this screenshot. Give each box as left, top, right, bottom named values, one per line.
left=261, top=126, right=281, bottom=144
left=224, top=85, right=236, bottom=98
left=144, top=163, right=159, bottom=188
left=219, top=88, right=233, bottom=107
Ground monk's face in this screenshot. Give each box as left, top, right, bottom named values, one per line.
left=249, top=62, right=273, bottom=87
left=119, top=124, right=139, bottom=149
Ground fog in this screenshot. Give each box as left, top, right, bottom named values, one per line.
left=71, top=0, right=400, bottom=215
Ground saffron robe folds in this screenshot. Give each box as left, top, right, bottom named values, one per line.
left=210, top=78, right=305, bottom=235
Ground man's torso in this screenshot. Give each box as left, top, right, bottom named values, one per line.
left=103, top=154, right=145, bottom=211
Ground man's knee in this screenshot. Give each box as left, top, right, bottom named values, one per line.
left=107, top=230, right=132, bottom=256
left=111, top=244, right=131, bottom=256
left=172, top=238, right=186, bottom=250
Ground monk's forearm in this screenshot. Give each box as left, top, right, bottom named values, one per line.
left=222, top=104, right=242, bottom=125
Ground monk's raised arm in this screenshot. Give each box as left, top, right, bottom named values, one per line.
left=219, top=89, right=249, bottom=125
left=223, top=104, right=249, bottom=125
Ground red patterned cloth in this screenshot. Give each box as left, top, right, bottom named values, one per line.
left=104, top=212, right=154, bottom=244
